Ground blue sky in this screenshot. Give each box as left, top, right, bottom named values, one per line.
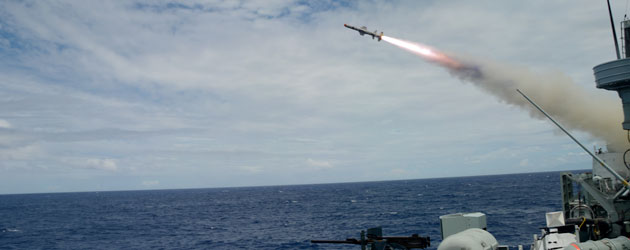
left=0, top=0, right=625, bottom=194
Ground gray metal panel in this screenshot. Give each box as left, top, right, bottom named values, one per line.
left=439, top=212, right=487, bottom=239
left=593, top=59, right=630, bottom=89
left=593, top=59, right=630, bottom=129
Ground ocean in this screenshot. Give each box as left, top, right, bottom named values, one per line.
left=0, top=171, right=565, bottom=249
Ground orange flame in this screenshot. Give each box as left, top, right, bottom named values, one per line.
left=381, top=35, right=461, bottom=69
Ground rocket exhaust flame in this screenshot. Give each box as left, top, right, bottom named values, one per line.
left=382, top=36, right=456, bottom=67
left=380, top=34, right=626, bottom=148
left=381, top=36, right=480, bottom=78
left=381, top=36, right=436, bottom=58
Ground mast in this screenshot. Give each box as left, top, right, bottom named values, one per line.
left=608, top=0, right=622, bottom=59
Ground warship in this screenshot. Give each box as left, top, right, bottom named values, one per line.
left=312, top=1, right=630, bottom=250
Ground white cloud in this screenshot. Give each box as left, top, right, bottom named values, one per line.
left=520, top=159, right=529, bottom=167
left=0, top=0, right=616, bottom=193
left=0, top=144, right=39, bottom=160
left=307, top=158, right=333, bottom=169
left=84, top=158, right=118, bottom=171
left=240, top=166, right=264, bottom=173
left=390, top=168, right=407, bottom=175
left=0, top=119, right=11, bottom=129
left=142, top=180, right=159, bottom=187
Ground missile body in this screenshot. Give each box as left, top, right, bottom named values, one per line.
left=344, top=24, right=383, bottom=41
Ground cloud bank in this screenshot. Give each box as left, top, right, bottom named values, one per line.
left=0, top=0, right=625, bottom=194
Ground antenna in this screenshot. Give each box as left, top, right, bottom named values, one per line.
left=608, top=0, right=622, bottom=59
left=516, top=89, right=629, bottom=188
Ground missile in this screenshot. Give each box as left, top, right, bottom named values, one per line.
left=344, top=24, right=383, bottom=41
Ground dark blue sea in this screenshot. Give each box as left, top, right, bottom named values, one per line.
left=0, top=171, right=570, bottom=249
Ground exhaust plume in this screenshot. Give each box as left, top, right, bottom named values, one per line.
left=382, top=35, right=627, bottom=149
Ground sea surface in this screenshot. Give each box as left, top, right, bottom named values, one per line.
left=1, top=171, right=569, bottom=249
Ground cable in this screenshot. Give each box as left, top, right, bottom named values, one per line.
left=625, top=130, right=630, bottom=170
left=579, top=217, right=586, bottom=229
left=625, top=130, right=630, bottom=171
left=624, top=149, right=630, bottom=171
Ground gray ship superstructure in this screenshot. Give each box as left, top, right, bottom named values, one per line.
left=438, top=6, right=630, bottom=247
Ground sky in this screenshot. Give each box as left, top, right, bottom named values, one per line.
left=0, top=0, right=627, bottom=194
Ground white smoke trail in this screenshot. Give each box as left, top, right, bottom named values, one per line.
left=455, top=57, right=626, bottom=149
left=383, top=36, right=627, bottom=149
